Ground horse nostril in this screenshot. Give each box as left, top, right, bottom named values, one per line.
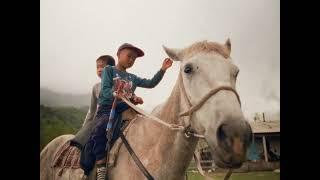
left=217, top=124, right=227, bottom=142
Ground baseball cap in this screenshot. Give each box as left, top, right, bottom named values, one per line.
left=117, top=43, right=144, bottom=57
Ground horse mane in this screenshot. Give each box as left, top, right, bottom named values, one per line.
left=182, top=40, right=230, bottom=59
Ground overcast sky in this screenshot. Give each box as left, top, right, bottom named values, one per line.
left=40, top=0, right=279, bottom=120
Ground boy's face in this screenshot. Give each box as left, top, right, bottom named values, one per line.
left=117, top=48, right=138, bottom=69
left=96, top=60, right=107, bottom=78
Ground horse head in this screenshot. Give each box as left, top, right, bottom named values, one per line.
left=163, top=39, right=252, bottom=168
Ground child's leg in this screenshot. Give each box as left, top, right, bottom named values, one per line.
left=92, top=103, right=130, bottom=180
left=116, top=102, right=130, bottom=113
left=110, top=102, right=130, bottom=143
left=91, top=116, right=109, bottom=164
left=91, top=115, right=110, bottom=180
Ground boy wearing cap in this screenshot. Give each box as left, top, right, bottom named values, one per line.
left=87, top=43, right=173, bottom=180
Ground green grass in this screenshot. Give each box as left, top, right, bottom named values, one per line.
left=186, top=171, right=280, bottom=180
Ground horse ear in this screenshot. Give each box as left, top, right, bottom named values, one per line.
left=224, top=38, right=231, bottom=55
left=162, top=45, right=181, bottom=61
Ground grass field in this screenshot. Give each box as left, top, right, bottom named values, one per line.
left=186, top=171, right=280, bottom=180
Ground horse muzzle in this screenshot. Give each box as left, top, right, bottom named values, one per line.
left=206, top=118, right=252, bottom=168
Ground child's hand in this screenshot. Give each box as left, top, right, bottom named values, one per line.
left=161, top=58, right=173, bottom=71
left=132, top=96, right=144, bottom=105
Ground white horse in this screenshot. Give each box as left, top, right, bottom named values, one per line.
left=40, top=39, right=252, bottom=180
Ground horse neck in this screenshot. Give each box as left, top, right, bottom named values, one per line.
left=152, top=74, right=199, bottom=177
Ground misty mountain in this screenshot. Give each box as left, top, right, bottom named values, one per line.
left=40, top=87, right=91, bottom=108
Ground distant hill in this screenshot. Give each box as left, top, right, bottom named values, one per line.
left=40, top=87, right=91, bottom=107
left=40, top=105, right=86, bottom=150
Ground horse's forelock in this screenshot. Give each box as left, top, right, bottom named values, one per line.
left=181, top=40, right=230, bottom=59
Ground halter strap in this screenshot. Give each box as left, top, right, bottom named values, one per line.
left=179, top=72, right=241, bottom=117
left=178, top=72, right=236, bottom=180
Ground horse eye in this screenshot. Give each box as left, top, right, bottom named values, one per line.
left=184, top=64, right=193, bottom=74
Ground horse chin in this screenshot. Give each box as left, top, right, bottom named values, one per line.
left=207, top=143, right=244, bottom=169
left=211, top=153, right=243, bottom=169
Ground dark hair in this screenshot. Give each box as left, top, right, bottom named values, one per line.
left=96, top=55, right=115, bottom=66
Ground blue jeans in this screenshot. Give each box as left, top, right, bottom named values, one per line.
left=80, top=102, right=129, bottom=175
left=91, top=102, right=129, bottom=160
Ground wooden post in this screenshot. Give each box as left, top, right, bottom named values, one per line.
left=262, top=136, right=268, bottom=162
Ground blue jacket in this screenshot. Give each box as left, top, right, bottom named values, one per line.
left=99, top=66, right=165, bottom=106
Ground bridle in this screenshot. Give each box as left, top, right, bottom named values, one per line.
left=178, top=72, right=240, bottom=180
left=178, top=72, right=241, bottom=138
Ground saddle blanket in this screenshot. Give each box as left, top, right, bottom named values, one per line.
left=52, top=140, right=81, bottom=169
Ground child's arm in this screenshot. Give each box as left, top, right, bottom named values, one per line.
left=134, top=58, right=172, bottom=88
left=82, top=83, right=99, bottom=126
